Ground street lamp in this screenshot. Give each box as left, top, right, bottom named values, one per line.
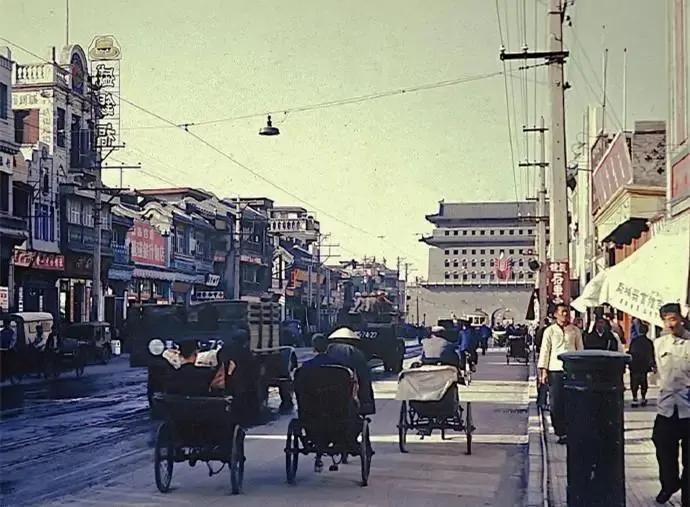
left=259, top=114, right=280, bottom=136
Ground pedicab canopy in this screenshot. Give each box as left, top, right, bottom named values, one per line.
left=396, top=365, right=458, bottom=402
left=571, top=214, right=690, bottom=328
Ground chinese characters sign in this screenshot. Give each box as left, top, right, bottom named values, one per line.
left=88, top=36, right=121, bottom=149
left=128, top=220, right=167, bottom=268
left=547, top=261, right=570, bottom=307
left=592, top=133, right=633, bottom=214
left=13, top=250, right=65, bottom=271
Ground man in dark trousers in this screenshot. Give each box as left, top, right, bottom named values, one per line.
left=537, top=303, right=584, bottom=444
left=584, top=316, right=624, bottom=351
left=628, top=321, right=655, bottom=407
left=652, top=303, right=689, bottom=506
left=326, top=327, right=375, bottom=416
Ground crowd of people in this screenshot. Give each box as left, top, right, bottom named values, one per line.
left=535, top=302, right=689, bottom=506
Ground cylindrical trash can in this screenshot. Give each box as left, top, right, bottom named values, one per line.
left=558, top=350, right=630, bottom=507
left=111, top=339, right=121, bottom=356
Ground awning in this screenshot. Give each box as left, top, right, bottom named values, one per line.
left=133, top=268, right=203, bottom=284
left=572, top=214, right=690, bottom=327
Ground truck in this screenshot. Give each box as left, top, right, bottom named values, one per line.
left=128, top=299, right=298, bottom=414
left=335, top=309, right=406, bottom=373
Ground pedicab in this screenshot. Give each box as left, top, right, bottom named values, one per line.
left=506, top=333, right=530, bottom=364
left=396, top=363, right=474, bottom=455
left=284, top=364, right=374, bottom=486
left=150, top=340, right=249, bottom=495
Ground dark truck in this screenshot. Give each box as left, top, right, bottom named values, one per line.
left=128, top=299, right=298, bottom=413
left=335, top=310, right=405, bottom=373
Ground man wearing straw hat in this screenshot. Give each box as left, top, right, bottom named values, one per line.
left=327, top=327, right=376, bottom=416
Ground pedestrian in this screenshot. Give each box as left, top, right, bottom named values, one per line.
left=627, top=321, right=655, bottom=408
left=0, top=320, right=16, bottom=350
left=478, top=323, right=491, bottom=355
left=537, top=303, right=584, bottom=444
left=652, top=303, right=689, bottom=506
left=584, top=316, right=624, bottom=351
left=327, top=327, right=375, bottom=416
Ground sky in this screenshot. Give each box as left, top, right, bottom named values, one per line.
left=2, top=0, right=668, bottom=275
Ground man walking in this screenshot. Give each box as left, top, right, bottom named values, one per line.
left=652, top=303, right=689, bottom=506
left=537, top=303, right=584, bottom=444
left=628, top=321, right=655, bottom=408
left=584, top=316, right=624, bottom=351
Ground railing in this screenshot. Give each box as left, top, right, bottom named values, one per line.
left=15, top=63, right=69, bottom=87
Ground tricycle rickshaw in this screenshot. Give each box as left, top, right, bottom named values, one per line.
left=506, top=334, right=530, bottom=364
left=150, top=339, right=248, bottom=495
left=396, top=364, right=474, bottom=455
left=284, top=364, right=374, bottom=486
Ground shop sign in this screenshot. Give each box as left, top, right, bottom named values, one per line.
left=88, top=35, right=121, bottom=148
left=194, top=290, right=224, bottom=301
left=0, top=287, right=8, bottom=311
left=128, top=220, right=167, bottom=268
left=547, top=261, right=570, bottom=307
left=205, top=274, right=221, bottom=287
left=13, top=250, right=65, bottom=271
left=592, top=133, right=633, bottom=213
left=66, top=255, right=94, bottom=278
left=240, top=254, right=264, bottom=265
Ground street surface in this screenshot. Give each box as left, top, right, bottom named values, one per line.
left=0, top=347, right=529, bottom=507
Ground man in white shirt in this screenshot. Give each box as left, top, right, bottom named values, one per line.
left=537, top=303, right=584, bottom=444
left=651, top=303, right=689, bottom=506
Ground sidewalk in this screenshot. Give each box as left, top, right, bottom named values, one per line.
left=536, top=375, right=684, bottom=507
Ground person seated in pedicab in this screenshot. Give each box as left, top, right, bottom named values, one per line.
left=301, top=334, right=332, bottom=369
left=163, top=340, right=218, bottom=396
left=326, top=327, right=375, bottom=416
left=422, top=325, right=460, bottom=369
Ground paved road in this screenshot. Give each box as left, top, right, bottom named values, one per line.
left=1, top=348, right=529, bottom=507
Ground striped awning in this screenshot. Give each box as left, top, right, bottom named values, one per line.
left=132, top=267, right=203, bottom=284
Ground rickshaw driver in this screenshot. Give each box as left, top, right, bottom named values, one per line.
left=422, top=326, right=460, bottom=369
left=326, top=327, right=375, bottom=416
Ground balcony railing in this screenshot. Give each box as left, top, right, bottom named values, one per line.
left=15, top=63, right=69, bottom=87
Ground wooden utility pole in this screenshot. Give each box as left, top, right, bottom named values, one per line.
left=501, top=0, right=570, bottom=307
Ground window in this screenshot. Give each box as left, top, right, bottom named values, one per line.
left=82, top=203, right=94, bottom=227
left=490, top=230, right=495, bottom=235
left=519, top=259, right=524, bottom=267
left=480, top=249, right=485, bottom=254
left=57, top=108, right=66, bottom=147
left=528, top=229, right=533, bottom=235
left=0, top=172, right=8, bottom=212
left=68, top=199, right=81, bottom=224
left=519, top=272, right=525, bottom=279
left=471, top=259, right=476, bottom=267
left=453, top=230, right=458, bottom=236
left=444, top=250, right=450, bottom=255
left=453, top=273, right=459, bottom=279
left=462, top=274, right=468, bottom=281
left=471, top=249, right=476, bottom=255
left=462, top=230, right=467, bottom=235
left=509, top=229, right=515, bottom=235
left=480, top=273, right=486, bottom=280
left=471, top=273, right=477, bottom=279
left=444, top=230, right=449, bottom=236
left=70, top=114, right=82, bottom=168
left=509, top=249, right=515, bottom=255
left=0, top=84, right=7, bottom=120
left=453, top=260, right=458, bottom=267
left=453, top=249, right=458, bottom=255
left=480, top=230, right=485, bottom=235
left=444, top=272, right=450, bottom=279
left=175, top=226, right=189, bottom=254
left=444, top=259, right=450, bottom=267
left=471, top=230, right=476, bottom=236
left=499, top=229, right=505, bottom=235
left=490, top=259, right=495, bottom=267
left=480, top=259, right=486, bottom=267
left=49, top=207, right=55, bottom=241
left=490, top=249, right=495, bottom=255
left=461, top=249, right=467, bottom=254
left=40, top=205, right=50, bottom=240
left=14, top=109, right=39, bottom=145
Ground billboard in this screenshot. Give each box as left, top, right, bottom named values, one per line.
left=88, top=36, right=121, bottom=149
left=128, top=220, right=167, bottom=268
left=592, top=133, right=633, bottom=213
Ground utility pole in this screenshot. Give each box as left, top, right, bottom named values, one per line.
left=233, top=197, right=242, bottom=300
left=501, top=0, right=571, bottom=306
left=520, top=117, right=548, bottom=322
left=314, top=233, right=321, bottom=332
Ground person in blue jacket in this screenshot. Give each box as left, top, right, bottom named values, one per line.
left=458, top=321, right=478, bottom=372
left=478, top=324, right=492, bottom=355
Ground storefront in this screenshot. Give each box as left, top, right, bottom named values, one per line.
left=12, top=249, right=63, bottom=318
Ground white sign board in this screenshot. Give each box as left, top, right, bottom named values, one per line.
left=88, top=36, right=121, bottom=148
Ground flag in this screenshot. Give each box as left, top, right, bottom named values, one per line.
left=495, top=256, right=513, bottom=280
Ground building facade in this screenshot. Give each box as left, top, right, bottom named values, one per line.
left=418, top=201, right=541, bottom=324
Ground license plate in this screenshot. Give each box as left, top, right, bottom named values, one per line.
left=356, top=331, right=379, bottom=339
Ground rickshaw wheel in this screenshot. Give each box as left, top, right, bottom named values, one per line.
left=285, top=419, right=300, bottom=485
left=398, top=401, right=408, bottom=453
left=360, top=418, right=372, bottom=487
left=154, top=423, right=174, bottom=493
left=229, top=425, right=245, bottom=495
left=465, top=402, right=473, bottom=456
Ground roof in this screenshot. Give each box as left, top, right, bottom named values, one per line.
left=426, top=201, right=539, bottom=223
left=138, top=188, right=215, bottom=201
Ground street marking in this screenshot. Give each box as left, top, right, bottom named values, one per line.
left=245, top=433, right=528, bottom=445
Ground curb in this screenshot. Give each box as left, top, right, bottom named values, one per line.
left=525, top=367, right=549, bottom=507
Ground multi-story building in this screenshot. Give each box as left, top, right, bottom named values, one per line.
left=415, top=201, right=542, bottom=325
left=233, top=197, right=275, bottom=301
left=269, top=206, right=320, bottom=251
left=0, top=47, right=28, bottom=312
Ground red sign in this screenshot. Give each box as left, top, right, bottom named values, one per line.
left=494, top=257, right=513, bottom=280
left=13, top=250, right=65, bottom=271
left=128, top=220, right=167, bottom=267
left=547, top=261, right=571, bottom=306
left=671, top=153, right=690, bottom=200
left=592, top=133, right=633, bottom=213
